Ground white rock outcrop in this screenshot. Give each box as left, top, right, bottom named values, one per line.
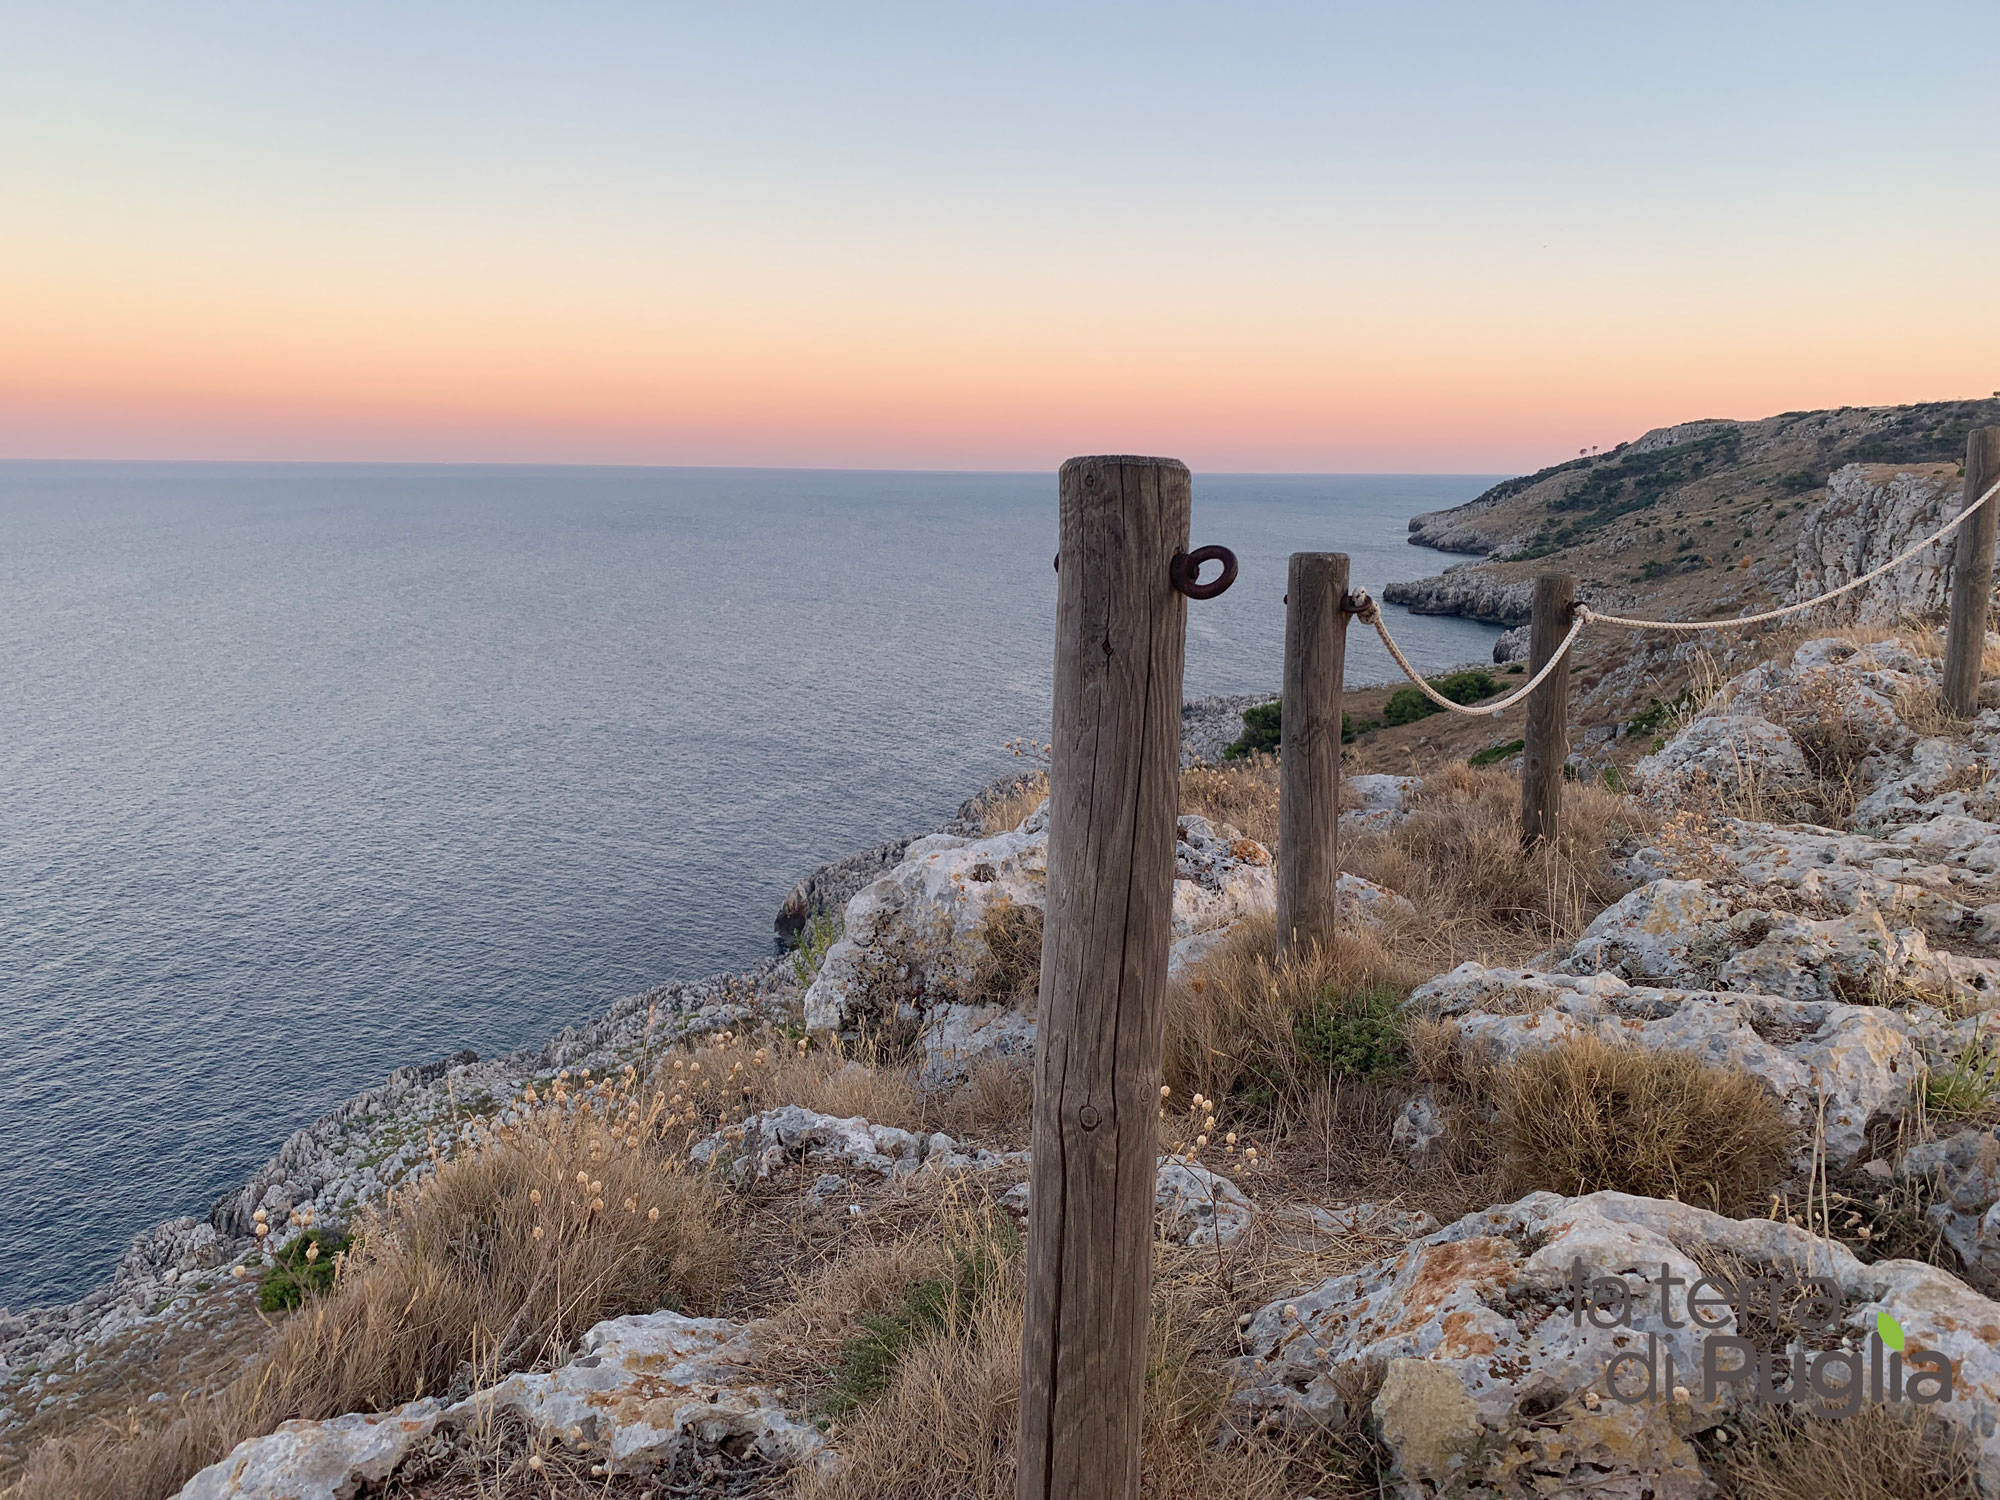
left=175, top=1310, right=822, bottom=1499
left=689, top=1106, right=1026, bottom=1185
left=1792, top=464, right=1962, bottom=623
left=458, top=1310, right=824, bottom=1474
left=1561, top=877, right=2000, bottom=1008
left=178, top=1403, right=446, bottom=1500
left=1234, top=1190, right=2000, bottom=1497
left=801, top=806, right=1276, bottom=1081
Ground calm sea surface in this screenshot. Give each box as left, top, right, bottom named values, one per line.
left=0, top=463, right=1500, bottom=1311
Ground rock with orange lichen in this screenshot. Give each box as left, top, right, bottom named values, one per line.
left=448, top=1309, right=824, bottom=1474
left=1232, top=1190, right=2000, bottom=1498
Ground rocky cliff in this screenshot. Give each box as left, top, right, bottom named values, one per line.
left=1388, top=399, right=1998, bottom=635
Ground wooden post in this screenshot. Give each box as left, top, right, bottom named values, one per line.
left=1276, top=552, right=1350, bottom=958
left=1943, top=427, right=2000, bottom=718
left=1520, top=572, right=1575, bottom=847
left=1019, top=456, right=1189, bottom=1500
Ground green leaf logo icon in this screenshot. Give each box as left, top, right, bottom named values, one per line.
left=1877, top=1312, right=1905, bottom=1352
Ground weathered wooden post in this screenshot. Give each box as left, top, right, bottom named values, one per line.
left=1942, top=427, right=2000, bottom=718
left=1520, top=572, right=1576, bottom=847
left=1276, top=552, right=1350, bottom=958
left=1020, top=456, right=1189, bottom=1500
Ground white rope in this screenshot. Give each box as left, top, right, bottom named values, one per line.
left=1579, top=475, right=2000, bottom=633
left=1350, top=591, right=1585, bottom=717
left=1345, top=475, right=2000, bottom=715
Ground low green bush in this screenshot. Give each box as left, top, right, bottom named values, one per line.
left=1293, top=984, right=1408, bottom=1081
left=791, top=911, right=842, bottom=985
left=1382, top=669, right=1498, bottom=727
left=257, top=1229, right=351, bottom=1312
left=1223, top=700, right=1281, bottom=760
left=1469, top=738, right=1524, bottom=768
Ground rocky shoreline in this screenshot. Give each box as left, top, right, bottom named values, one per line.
left=0, top=698, right=1292, bottom=1421
left=24, top=624, right=2000, bottom=1496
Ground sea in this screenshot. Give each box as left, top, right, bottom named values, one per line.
left=0, top=463, right=1501, bottom=1312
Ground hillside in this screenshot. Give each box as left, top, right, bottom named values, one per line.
left=1323, top=398, right=2000, bottom=780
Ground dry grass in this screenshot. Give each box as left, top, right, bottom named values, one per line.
left=789, top=1251, right=1365, bottom=1500
left=977, top=772, right=1049, bottom=836
left=1163, top=914, right=1421, bottom=1128
left=1491, top=1036, right=1797, bottom=1214
left=1343, top=762, right=1639, bottom=967
left=5, top=1073, right=735, bottom=1500
left=964, top=896, right=1043, bottom=1009
left=1180, top=754, right=1281, bottom=847
left=1711, top=1404, right=1980, bottom=1499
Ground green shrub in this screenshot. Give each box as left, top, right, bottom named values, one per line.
left=1223, top=700, right=1281, bottom=760
left=1627, top=689, right=1695, bottom=738
left=1382, top=670, right=1498, bottom=727
left=257, top=1229, right=351, bottom=1312
left=1293, top=984, right=1407, bottom=1081
left=1469, top=738, right=1524, bottom=769
left=1342, top=712, right=1381, bottom=743
left=824, top=1222, right=1018, bottom=1415
left=792, top=911, right=842, bottom=985
left=1925, top=1038, right=2000, bottom=1120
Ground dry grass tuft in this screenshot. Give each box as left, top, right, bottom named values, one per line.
left=1492, top=1036, right=1796, bottom=1214
left=758, top=1046, right=925, bottom=1131
left=1180, top=754, right=1280, bottom=848
left=7, top=1073, right=736, bottom=1500
left=1164, top=914, right=1422, bottom=1127
left=1712, top=1404, right=1980, bottom=1499
left=965, top=897, right=1043, bottom=1010
left=789, top=1254, right=1360, bottom=1500
left=1343, top=762, right=1638, bottom=967
left=977, top=773, right=1049, bottom=836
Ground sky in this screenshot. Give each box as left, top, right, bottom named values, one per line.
left=2, top=1, right=1997, bottom=473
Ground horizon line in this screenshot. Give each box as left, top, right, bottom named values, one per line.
left=0, top=455, right=1520, bottom=480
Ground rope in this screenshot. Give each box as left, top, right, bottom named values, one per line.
left=1350, top=592, right=1585, bottom=717
left=1346, top=475, right=2000, bottom=716
left=1579, top=474, right=2000, bottom=633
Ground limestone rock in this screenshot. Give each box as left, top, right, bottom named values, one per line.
left=1232, top=1189, right=2000, bottom=1497
left=1633, top=715, right=1810, bottom=807
left=447, top=1310, right=824, bottom=1474
left=174, top=1311, right=824, bottom=1497
left=691, top=1106, right=932, bottom=1184
left=1792, top=465, right=1961, bottom=624
left=1154, top=1156, right=1255, bottom=1247
left=1343, top=774, right=1422, bottom=835
left=1623, top=816, right=2000, bottom=938
left=1562, top=877, right=2000, bottom=1009
left=1005, top=1157, right=1259, bottom=1248
left=1380, top=566, right=1533, bottom=627
left=1901, top=1124, right=2000, bottom=1288
left=177, top=1402, right=444, bottom=1500
left=1391, top=1095, right=1444, bottom=1157
left=801, top=808, right=1275, bottom=1077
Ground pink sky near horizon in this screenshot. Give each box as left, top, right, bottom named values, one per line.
left=4, top=3, right=1996, bottom=475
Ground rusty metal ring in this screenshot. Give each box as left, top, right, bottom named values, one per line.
left=1171, top=545, right=1237, bottom=600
